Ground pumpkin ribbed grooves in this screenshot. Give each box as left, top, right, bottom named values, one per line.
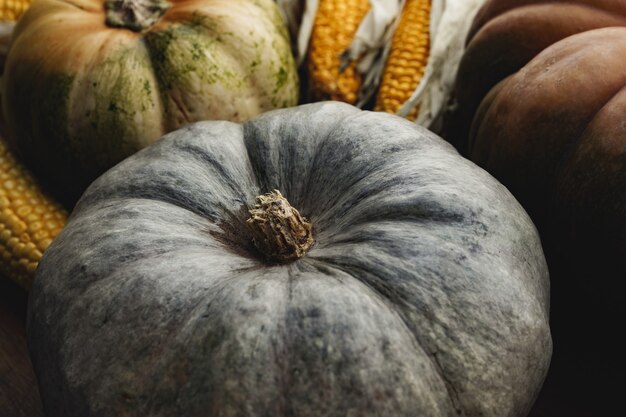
left=105, top=0, right=170, bottom=32
left=246, top=190, right=314, bottom=263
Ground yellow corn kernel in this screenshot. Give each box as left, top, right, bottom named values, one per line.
left=0, top=0, right=32, bottom=21
left=0, top=137, right=67, bottom=289
left=307, top=0, right=370, bottom=104
left=375, top=0, right=431, bottom=120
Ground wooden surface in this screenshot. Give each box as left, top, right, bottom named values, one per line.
left=0, top=278, right=45, bottom=417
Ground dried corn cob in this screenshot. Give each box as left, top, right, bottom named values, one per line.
left=375, top=0, right=431, bottom=119
left=0, top=0, right=32, bottom=21
left=0, top=138, right=67, bottom=289
left=0, top=0, right=58, bottom=291
left=307, top=0, right=370, bottom=103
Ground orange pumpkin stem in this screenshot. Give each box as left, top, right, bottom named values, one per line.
left=246, top=190, right=314, bottom=263
left=105, top=0, right=170, bottom=32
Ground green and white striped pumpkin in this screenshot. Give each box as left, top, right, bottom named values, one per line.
left=1, top=0, right=298, bottom=206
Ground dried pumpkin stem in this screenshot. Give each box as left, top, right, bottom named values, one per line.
left=246, top=190, right=314, bottom=263
left=105, top=0, right=170, bottom=32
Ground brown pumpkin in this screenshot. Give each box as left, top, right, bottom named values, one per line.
left=448, top=0, right=626, bottom=154
left=444, top=1, right=626, bottom=414
left=447, top=0, right=626, bottom=272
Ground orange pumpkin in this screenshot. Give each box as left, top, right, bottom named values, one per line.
left=2, top=0, right=298, bottom=206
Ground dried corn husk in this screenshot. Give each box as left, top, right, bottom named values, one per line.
left=340, top=0, right=489, bottom=127
left=340, top=0, right=404, bottom=106
left=291, top=0, right=489, bottom=130
left=274, top=0, right=316, bottom=65
left=275, top=0, right=307, bottom=60
left=398, top=0, right=489, bottom=130
left=340, top=0, right=402, bottom=71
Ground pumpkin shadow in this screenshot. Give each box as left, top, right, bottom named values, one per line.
left=529, top=240, right=624, bottom=417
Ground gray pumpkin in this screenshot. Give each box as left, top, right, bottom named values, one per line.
left=28, top=102, right=551, bottom=417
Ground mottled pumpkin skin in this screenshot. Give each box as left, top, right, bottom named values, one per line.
left=1, top=0, right=298, bottom=206
left=444, top=2, right=626, bottom=412
left=28, top=102, right=551, bottom=417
